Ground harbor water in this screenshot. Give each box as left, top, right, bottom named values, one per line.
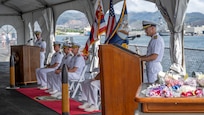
left=56, top=35, right=204, bottom=76
left=0, top=35, right=203, bottom=76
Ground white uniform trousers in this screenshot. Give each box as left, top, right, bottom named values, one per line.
left=47, top=71, right=61, bottom=91
left=40, top=52, right=45, bottom=68
left=46, top=72, right=81, bottom=92
left=36, top=68, right=42, bottom=85
left=81, top=79, right=100, bottom=106
left=47, top=71, right=54, bottom=89
left=68, top=72, right=80, bottom=80
left=57, top=72, right=80, bottom=92
left=146, top=62, right=162, bottom=83
left=36, top=68, right=56, bottom=87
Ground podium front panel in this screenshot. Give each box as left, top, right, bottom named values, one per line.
left=99, top=44, right=142, bottom=115
left=11, top=45, right=40, bottom=84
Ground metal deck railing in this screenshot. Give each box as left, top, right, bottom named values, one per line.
left=128, top=44, right=204, bottom=76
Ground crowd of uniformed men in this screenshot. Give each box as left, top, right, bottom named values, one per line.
left=34, top=31, right=100, bottom=112
left=32, top=19, right=164, bottom=112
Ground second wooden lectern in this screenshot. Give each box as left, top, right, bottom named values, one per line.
left=99, top=44, right=143, bottom=115
left=11, top=45, right=40, bottom=84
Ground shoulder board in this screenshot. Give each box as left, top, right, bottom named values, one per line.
left=42, top=39, right=45, bottom=41
left=153, top=35, right=158, bottom=39
left=59, top=52, right=61, bottom=54
left=77, top=54, right=81, bottom=57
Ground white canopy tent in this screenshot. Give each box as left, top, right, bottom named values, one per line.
left=147, top=0, right=190, bottom=75
left=0, top=0, right=190, bottom=75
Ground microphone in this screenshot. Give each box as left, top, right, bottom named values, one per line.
left=27, top=38, right=33, bottom=43
left=127, top=35, right=141, bottom=40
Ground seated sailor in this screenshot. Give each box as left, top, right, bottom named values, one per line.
left=36, top=41, right=63, bottom=90
left=79, top=73, right=101, bottom=112
left=51, top=42, right=86, bottom=99
left=46, top=42, right=73, bottom=94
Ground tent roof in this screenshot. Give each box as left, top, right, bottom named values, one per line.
left=0, top=0, right=122, bottom=26
left=0, top=0, right=123, bottom=16
left=0, top=0, right=74, bottom=16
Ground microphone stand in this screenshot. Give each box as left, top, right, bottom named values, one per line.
left=26, top=38, right=33, bottom=45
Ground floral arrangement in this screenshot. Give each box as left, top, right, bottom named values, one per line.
left=143, top=71, right=204, bottom=98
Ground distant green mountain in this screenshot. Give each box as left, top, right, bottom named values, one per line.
left=128, top=11, right=204, bottom=26
left=56, top=11, right=204, bottom=28
left=57, top=12, right=87, bottom=25
left=185, top=12, right=204, bottom=26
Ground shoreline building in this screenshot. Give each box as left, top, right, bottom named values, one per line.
left=185, top=25, right=204, bottom=35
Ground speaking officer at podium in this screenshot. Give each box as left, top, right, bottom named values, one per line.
left=140, top=20, right=164, bottom=83
left=36, top=41, right=63, bottom=90
left=34, top=31, right=46, bottom=68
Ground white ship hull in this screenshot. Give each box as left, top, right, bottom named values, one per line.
left=159, top=32, right=170, bottom=36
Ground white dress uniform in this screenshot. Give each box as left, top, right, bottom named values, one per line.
left=56, top=53, right=85, bottom=94
left=67, top=53, right=85, bottom=80
left=49, top=43, right=86, bottom=98
left=145, top=33, right=164, bottom=83
left=34, top=38, right=46, bottom=68
left=81, top=79, right=100, bottom=107
left=36, top=51, right=63, bottom=87
left=47, top=52, right=73, bottom=91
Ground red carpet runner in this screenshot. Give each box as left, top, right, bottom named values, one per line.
left=16, top=87, right=100, bottom=115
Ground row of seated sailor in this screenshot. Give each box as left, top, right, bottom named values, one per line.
left=35, top=41, right=101, bottom=112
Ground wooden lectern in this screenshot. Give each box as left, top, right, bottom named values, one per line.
left=11, top=45, right=40, bottom=85
left=99, top=44, right=143, bottom=115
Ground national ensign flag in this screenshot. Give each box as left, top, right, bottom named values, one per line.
left=105, top=0, right=129, bottom=47
left=105, top=0, right=116, bottom=39
left=82, top=0, right=106, bottom=55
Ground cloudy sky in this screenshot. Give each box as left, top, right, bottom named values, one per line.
left=114, top=0, right=204, bottom=14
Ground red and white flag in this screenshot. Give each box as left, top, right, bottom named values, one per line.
left=82, top=0, right=106, bottom=55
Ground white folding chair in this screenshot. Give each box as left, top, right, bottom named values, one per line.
left=69, top=65, right=88, bottom=98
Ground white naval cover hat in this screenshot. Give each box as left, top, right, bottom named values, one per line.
left=34, top=31, right=42, bottom=35
left=53, top=41, right=61, bottom=46
left=72, top=42, right=81, bottom=48
left=142, top=20, right=157, bottom=29
left=63, top=42, right=72, bottom=48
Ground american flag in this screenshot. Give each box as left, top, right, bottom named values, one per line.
left=105, top=0, right=129, bottom=46
left=82, top=0, right=106, bottom=55
left=105, top=0, right=116, bottom=40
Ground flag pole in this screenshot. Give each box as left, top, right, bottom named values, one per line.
left=82, top=0, right=106, bottom=56
left=106, top=0, right=127, bottom=44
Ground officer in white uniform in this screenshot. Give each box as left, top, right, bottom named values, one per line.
left=67, top=43, right=85, bottom=80
left=79, top=73, right=100, bottom=112
left=36, top=41, right=63, bottom=90
left=46, top=43, right=73, bottom=94
left=140, top=20, right=164, bottom=83
left=34, top=31, right=46, bottom=68
left=51, top=43, right=85, bottom=98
